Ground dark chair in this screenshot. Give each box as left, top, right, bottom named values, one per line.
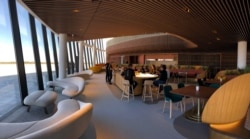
left=209, top=83, right=220, bottom=89
left=177, top=82, right=185, bottom=88
left=162, top=85, right=183, bottom=118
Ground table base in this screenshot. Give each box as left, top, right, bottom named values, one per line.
left=185, top=106, right=203, bottom=122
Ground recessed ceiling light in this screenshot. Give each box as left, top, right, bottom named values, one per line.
left=73, top=9, right=80, bottom=13
left=185, top=7, right=191, bottom=13
left=216, top=37, right=220, bottom=41
left=212, top=30, right=218, bottom=34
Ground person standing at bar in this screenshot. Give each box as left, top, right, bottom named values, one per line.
left=124, top=63, right=138, bottom=93
left=105, top=62, right=113, bottom=84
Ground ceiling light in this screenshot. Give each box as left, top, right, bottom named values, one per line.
left=185, top=7, right=191, bottom=13
left=73, top=9, right=80, bottom=13
left=212, top=30, right=218, bottom=34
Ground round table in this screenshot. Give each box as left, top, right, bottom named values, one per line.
left=133, top=73, right=158, bottom=95
left=171, top=85, right=217, bottom=122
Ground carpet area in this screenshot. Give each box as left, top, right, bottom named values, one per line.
left=1, top=72, right=210, bottom=139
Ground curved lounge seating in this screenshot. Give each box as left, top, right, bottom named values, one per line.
left=0, top=99, right=93, bottom=139
left=67, top=70, right=93, bottom=80
left=47, top=77, right=85, bottom=98
left=202, top=73, right=250, bottom=138
left=24, top=90, right=57, bottom=114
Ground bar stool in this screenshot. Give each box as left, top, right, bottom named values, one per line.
left=121, top=79, right=134, bottom=101
left=142, top=80, right=153, bottom=102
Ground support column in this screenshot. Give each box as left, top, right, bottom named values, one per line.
left=121, top=55, right=124, bottom=64
left=237, top=41, right=247, bottom=69
left=78, top=41, right=84, bottom=72
left=58, top=34, right=67, bottom=79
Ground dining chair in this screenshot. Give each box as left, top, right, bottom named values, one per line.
left=209, top=83, right=220, bottom=88
left=121, top=79, right=134, bottom=101
left=163, top=85, right=183, bottom=118
left=142, top=80, right=153, bottom=102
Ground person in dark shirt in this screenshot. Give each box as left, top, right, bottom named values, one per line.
left=105, top=63, right=113, bottom=84
left=105, top=63, right=110, bottom=82
left=123, top=64, right=138, bottom=93
left=144, top=65, right=150, bottom=73
left=153, top=64, right=168, bottom=87
left=140, top=66, right=145, bottom=73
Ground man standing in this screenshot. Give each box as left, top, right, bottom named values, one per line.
left=123, top=64, right=138, bottom=92
left=105, top=63, right=113, bottom=84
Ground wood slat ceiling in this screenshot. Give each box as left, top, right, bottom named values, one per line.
left=19, top=0, right=250, bottom=54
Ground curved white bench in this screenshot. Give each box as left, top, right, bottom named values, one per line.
left=67, top=70, right=93, bottom=80
left=0, top=99, right=93, bottom=139
left=23, top=90, right=57, bottom=114
left=47, top=77, right=85, bottom=98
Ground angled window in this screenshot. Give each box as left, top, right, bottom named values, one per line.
left=16, top=2, right=38, bottom=93
left=35, top=18, right=48, bottom=88
left=46, top=28, right=56, bottom=79
left=0, top=0, right=21, bottom=118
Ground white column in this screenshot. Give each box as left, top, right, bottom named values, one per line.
left=78, top=41, right=84, bottom=72
left=58, top=34, right=67, bottom=79
left=237, top=41, right=247, bottom=69
left=121, top=55, right=124, bottom=64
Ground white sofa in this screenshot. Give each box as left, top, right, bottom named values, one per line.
left=67, top=70, right=93, bottom=80
left=47, top=77, right=85, bottom=98
left=23, top=90, right=57, bottom=114
left=0, top=99, right=93, bottom=139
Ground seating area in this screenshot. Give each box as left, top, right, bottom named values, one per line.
left=1, top=72, right=250, bottom=139
left=0, top=70, right=95, bottom=139
left=67, top=70, right=93, bottom=80
left=169, top=65, right=208, bottom=83
left=47, top=77, right=85, bottom=98
left=89, top=64, right=105, bottom=73
left=0, top=99, right=93, bottom=139
left=114, top=67, right=250, bottom=138
left=2, top=1, right=250, bottom=139
left=24, top=90, right=58, bottom=114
